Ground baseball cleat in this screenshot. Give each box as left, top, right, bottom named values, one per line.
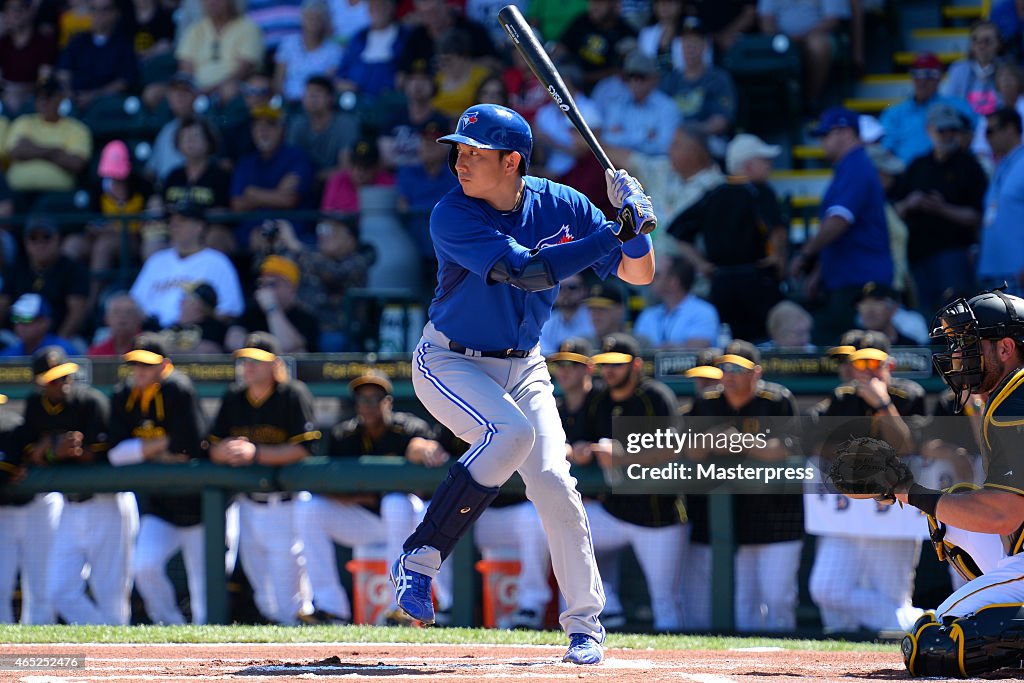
left=390, top=554, right=435, bottom=625
left=562, top=634, right=604, bottom=665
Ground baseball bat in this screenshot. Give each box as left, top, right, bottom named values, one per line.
left=497, top=5, right=614, bottom=173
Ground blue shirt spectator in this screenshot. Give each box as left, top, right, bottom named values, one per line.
left=600, top=51, right=681, bottom=156
left=978, top=142, right=1024, bottom=284
left=0, top=294, right=78, bottom=357
left=992, top=0, right=1024, bottom=62
left=881, top=53, right=975, bottom=164
left=335, top=0, right=407, bottom=98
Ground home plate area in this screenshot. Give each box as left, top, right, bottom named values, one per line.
left=8, top=642, right=927, bottom=682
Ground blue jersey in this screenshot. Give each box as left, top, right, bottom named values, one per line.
left=428, top=176, right=622, bottom=351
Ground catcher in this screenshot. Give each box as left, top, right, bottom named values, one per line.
left=830, top=288, right=1024, bottom=677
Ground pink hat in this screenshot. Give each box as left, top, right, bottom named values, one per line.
left=98, top=140, right=131, bottom=180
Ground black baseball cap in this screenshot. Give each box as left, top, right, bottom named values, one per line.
left=124, top=332, right=169, bottom=365
left=235, top=332, right=281, bottom=362
left=857, top=281, right=899, bottom=303
left=349, top=369, right=393, bottom=395
left=715, top=339, right=761, bottom=370
left=548, top=337, right=593, bottom=364
left=584, top=282, right=625, bottom=308
left=33, top=346, right=78, bottom=385
left=856, top=330, right=892, bottom=355
left=167, top=199, right=206, bottom=222
left=592, top=333, right=640, bottom=364
left=828, top=329, right=866, bottom=360
left=25, top=215, right=60, bottom=237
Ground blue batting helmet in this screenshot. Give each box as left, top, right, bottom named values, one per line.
left=438, top=103, right=533, bottom=175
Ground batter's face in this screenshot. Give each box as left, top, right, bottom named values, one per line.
left=451, top=144, right=520, bottom=199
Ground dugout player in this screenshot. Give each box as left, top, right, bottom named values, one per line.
left=25, top=347, right=139, bottom=625
left=390, top=103, right=656, bottom=664
left=295, top=369, right=449, bottom=626
left=898, top=288, right=1024, bottom=677
left=574, top=333, right=687, bottom=633
left=684, top=341, right=802, bottom=632
left=807, top=331, right=928, bottom=634
left=0, top=393, right=58, bottom=624
left=107, top=334, right=210, bottom=624
left=209, top=332, right=320, bottom=625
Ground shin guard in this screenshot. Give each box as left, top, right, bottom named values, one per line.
left=903, top=606, right=1024, bottom=677
left=403, top=461, right=499, bottom=559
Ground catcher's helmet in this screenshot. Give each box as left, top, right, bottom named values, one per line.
left=438, top=104, right=533, bottom=176
left=931, top=286, right=1024, bottom=412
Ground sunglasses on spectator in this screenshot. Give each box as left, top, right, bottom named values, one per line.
left=850, top=358, right=885, bottom=371
left=718, top=362, right=751, bottom=374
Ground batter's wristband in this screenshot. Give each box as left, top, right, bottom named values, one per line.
left=907, top=483, right=942, bottom=517
left=622, top=233, right=652, bottom=258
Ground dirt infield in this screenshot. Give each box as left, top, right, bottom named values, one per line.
left=0, top=641, right=932, bottom=683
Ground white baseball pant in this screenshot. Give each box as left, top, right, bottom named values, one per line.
left=475, top=502, right=552, bottom=615
left=0, top=493, right=62, bottom=624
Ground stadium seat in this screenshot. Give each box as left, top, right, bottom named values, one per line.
left=139, top=52, right=178, bottom=88
left=853, top=74, right=911, bottom=100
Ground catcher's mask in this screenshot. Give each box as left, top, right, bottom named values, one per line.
left=931, top=286, right=1024, bottom=413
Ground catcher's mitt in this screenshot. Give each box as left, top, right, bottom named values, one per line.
left=827, top=436, right=914, bottom=502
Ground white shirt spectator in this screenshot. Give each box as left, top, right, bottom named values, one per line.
left=634, top=294, right=720, bottom=348
left=130, top=247, right=244, bottom=326
left=601, top=88, right=681, bottom=156
left=539, top=306, right=595, bottom=355
left=275, top=33, right=344, bottom=102
left=329, top=0, right=370, bottom=44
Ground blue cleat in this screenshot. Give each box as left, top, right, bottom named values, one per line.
left=562, top=634, right=604, bottom=665
left=389, top=555, right=435, bottom=625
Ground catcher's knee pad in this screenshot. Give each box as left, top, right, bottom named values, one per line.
left=902, top=606, right=1024, bottom=678
left=404, top=462, right=500, bottom=559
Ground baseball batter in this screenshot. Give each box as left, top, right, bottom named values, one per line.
left=388, top=103, right=656, bottom=665
left=898, top=288, right=1024, bottom=677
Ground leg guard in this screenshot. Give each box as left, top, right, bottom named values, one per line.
left=902, top=606, right=1024, bottom=678
left=403, top=462, right=500, bottom=560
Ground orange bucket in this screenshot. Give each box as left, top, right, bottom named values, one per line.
left=344, top=559, right=391, bottom=625
left=475, top=559, right=521, bottom=628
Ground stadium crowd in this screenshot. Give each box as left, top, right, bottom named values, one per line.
left=0, top=0, right=1017, bottom=634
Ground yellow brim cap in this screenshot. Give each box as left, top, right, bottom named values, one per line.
left=714, top=354, right=756, bottom=370
left=592, top=352, right=633, bottom=364
left=548, top=352, right=591, bottom=364
left=685, top=365, right=724, bottom=380
left=35, top=362, right=79, bottom=385
left=236, top=347, right=277, bottom=362
left=848, top=347, right=889, bottom=362
left=123, top=350, right=164, bottom=365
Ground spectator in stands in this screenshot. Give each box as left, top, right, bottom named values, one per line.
left=575, top=332, right=686, bottom=632
left=0, top=0, right=58, bottom=115
left=892, top=103, right=987, bottom=315
left=880, top=53, right=976, bottom=165
left=335, top=0, right=408, bottom=98
left=854, top=282, right=918, bottom=346
left=807, top=332, right=926, bottom=634
left=377, top=59, right=447, bottom=170
left=942, top=20, right=1003, bottom=118
left=792, top=106, right=893, bottom=345
left=208, top=332, right=318, bottom=625
left=540, top=274, right=596, bottom=355
left=659, top=17, right=736, bottom=157
left=225, top=255, right=320, bottom=353
left=689, top=0, right=758, bottom=57
left=992, top=0, right=1024, bottom=63
left=669, top=133, right=785, bottom=341
left=977, top=107, right=1024, bottom=293
left=583, top=281, right=627, bottom=341
left=395, top=118, right=457, bottom=255
left=0, top=294, right=78, bottom=356
left=127, top=0, right=175, bottom=62
left=637, top=0, right=688, bottom=75
left=321, top=137, right=394, bottom=213
left=246, top=0, right=301, bottom=52
left=162, top=282, right=227, bottom=353
left=633, top=255, right=719, bottom=348
left=25, top=346, right=137, bottom=626
left=107, top=334, right=208, bottom=624
left=175, top=0, right=263, bottom=99
left=611, top=123, right=724, bottom=256
left=295, top=369, right=448, bottom=625
left=146, top=73, right=200, bottom=184
left=4, top=75, right=91, bottom=200
left=977, top=62, right=1024, bottom=165
left=402, top=0, right=498, bottom=74
left=762, top=300, right=814, bottom=350
left=162, top=117, right=231, bottom=211
left=686, top=340, right=802, bottom=632
left=557, top=0, right=637, bottom=94
left=526, top=0, right=586, bottom=46
left=230, top=104, right=315, bottom=248
left=130, top=199, right=244, bottom=326
left=430, top=29, right=493, bottom=119
left=864, top=143, right=911, bottom=297
left=87, top=292, right=144, bottom=356
left=286, top=76, right=360, bottom=182
left=56, top=0, right=137, bottom=111
left=756, top=0, right=849, bottom=113
left=216, top=72, right=273, bottom=163
left=599, top=51, right=680, bottom=157
left=273, top=0, right=343, bottom=105
left=0, top=216, right=88, bottom=342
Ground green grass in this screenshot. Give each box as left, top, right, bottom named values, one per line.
left=0, top=625, right=893, bottom=652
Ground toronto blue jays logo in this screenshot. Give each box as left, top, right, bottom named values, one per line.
left=536, top=225, right=573, bottom=249
left=461, top=111, right=479, bottom=128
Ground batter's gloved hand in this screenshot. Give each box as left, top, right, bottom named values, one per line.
left=605, top=169, right=645, bottom=209
left=613, top=194, right=657, bottom=242
left=827, top=436, right=914, bottom=503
